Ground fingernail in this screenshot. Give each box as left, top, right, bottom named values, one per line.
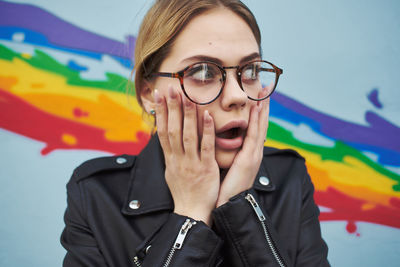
left=204, top=110, right=211, bottom=123
left=168, top=86, right=176, bottom=99
left=154, top=89, right=161, bottom=104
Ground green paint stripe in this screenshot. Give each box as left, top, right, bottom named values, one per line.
left=267, top=122, right=400, bottom=189
left=0, top=44, right=134, bottom=95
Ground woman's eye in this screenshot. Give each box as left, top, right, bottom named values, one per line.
left=186, top=64, right=217, bottom=82
left=242, top=64, right=259, bottom=81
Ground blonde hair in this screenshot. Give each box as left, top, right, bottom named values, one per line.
left=132, top=0, right=261, bottom=107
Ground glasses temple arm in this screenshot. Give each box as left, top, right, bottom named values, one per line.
left=150, top=72, right=182, bottom=78
left=260, top=68, right=283, bottom=75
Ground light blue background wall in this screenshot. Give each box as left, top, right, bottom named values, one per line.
left=1, top=0, right=399, bottom=266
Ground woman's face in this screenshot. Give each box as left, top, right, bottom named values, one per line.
left=146, top=8, right=264, bottom=169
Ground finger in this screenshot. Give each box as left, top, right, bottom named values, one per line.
left=200, top=110, right=215, bottom=163
left=259, top=83, right=272, bottom=101
left=154, top=89, right=171, bottom=154
left=166, top=85, right=184, bottom=154
left=257, top=88, right=270, bottom=142
left=241, top=104, right=260, bottom=153
left=258, top=98, right=270, bottom=145
left=257, top=84, right=270, bottom=106
left=182, top=95, right=199, bottom=158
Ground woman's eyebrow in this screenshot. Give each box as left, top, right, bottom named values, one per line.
left=239, top=52, right=261, bottom=65
left=181, top=52, right=261, bottom=66
left=181, top=55, right=223, bottom=65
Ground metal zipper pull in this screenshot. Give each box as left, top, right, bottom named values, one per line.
left=173, top=219, right=197, bottom=249
left=164, top=219, right=197, bottom=267
left=133, top=256, right=142, bottom=267
left=245, top=193, right=266, bottom=221
left=245, top=193, right=286, bottom=267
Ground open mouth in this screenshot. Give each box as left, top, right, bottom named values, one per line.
left=216, top=127, right=244, bottom=139
left=215, top=121, right=248, bottom=150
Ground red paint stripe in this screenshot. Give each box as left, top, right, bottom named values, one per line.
left=316, top=187, right=400, bottom=229
left=0, top=89, right=149, bottom=155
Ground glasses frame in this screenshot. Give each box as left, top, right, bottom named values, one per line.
left=150, top=60, right=283, bottom=105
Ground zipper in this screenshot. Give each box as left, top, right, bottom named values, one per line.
left=245, top=193, right=286, bottom=267
left=133, top=256, right=142, bottom=267
left=163, top=219, right=197, bottom=267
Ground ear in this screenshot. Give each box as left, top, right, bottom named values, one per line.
left=140, top=80, right=155, bottom=114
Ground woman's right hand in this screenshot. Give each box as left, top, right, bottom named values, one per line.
left=154, top=86, right=220, bottom=226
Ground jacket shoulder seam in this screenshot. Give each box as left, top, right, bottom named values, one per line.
left=72, top=154, right=136, bottom=183
left=263, top=146, right=305, bottom=160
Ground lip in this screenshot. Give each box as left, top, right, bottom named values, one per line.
left=215, top=120, right=248, bottom=150
left=216, top=120, right=248, bottom=135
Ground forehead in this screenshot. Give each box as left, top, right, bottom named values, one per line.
left=164, top=8, right=259, bottom=68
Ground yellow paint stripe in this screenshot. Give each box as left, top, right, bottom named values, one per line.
left=266, top=140, right=400, bottom=207
left=0, top=58, right=143, bottom=114
left=0, top=59, right=152, bottom=141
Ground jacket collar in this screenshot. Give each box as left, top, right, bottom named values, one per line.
left=122, top=134, right=276, bottom=216
left=121, top=134, right=172, bottom=216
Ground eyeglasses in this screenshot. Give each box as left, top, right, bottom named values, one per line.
left=150, top=60, right=283, bottom=105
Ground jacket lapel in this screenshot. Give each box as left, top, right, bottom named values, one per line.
left=121, top=134, right=174, bottom=216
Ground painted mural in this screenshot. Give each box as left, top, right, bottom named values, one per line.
left=1, top=1, right=399, bottom=266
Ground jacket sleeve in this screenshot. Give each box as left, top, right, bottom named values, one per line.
left=60, top=177, right=109, bottom=267
left=61, top=176, right=224, bottom=267
left=139, top=213, right=223, bottom=267
left=212, top=182, right=329, bottom=266
left=212, top=189, right=289, bottom=266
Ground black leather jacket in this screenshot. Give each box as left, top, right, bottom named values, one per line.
left=61, top=135, right=329, bottom=266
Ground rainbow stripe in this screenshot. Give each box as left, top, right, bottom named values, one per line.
left=0, top=1, right=399, bottom=236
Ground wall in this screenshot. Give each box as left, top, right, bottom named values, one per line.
left=0, top=0, right=399, bottom=266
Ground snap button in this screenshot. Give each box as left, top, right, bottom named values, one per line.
left=145, top=245, right=152, bottom=254
left=116, top=157, right=127, bottom=164
left=259, top=176, right=270, bottom=186
left=129, top=200, right=140, bottom=209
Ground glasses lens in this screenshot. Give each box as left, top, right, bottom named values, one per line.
left=182, top=63, right=222, bottom=104
left=241, top=61, right=277, bottom=100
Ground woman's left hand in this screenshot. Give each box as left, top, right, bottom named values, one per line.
left=216, top=98, right=270, bottom=207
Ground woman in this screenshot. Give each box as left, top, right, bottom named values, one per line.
left=61, top=0, right=330, bottom=266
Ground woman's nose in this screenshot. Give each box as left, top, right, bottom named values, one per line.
left=220, top=71, right=248, bottom=110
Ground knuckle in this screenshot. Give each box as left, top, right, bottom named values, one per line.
left=183, top=134, right=194, bottom=144
left=168, top=98, right=179, bottom=107
left=168, top=128, right=178, bottom=139
left=157, top=123, right=167, bottom=133
left=201, top=143, right=212, bottom=153
left=184, top=104, right=194, bottom=114
left=249, top=133, right=258, bottom=141
left=203, top=125, right=212, bottom=134
left=157, top=126, right=167, bottom=135
left=158, top=131, right=169, bottom=141
left=159, top=136, right=169, bottom=145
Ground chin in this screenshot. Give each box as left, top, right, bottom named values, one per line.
left=215, top=148, right=238, bottom=169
